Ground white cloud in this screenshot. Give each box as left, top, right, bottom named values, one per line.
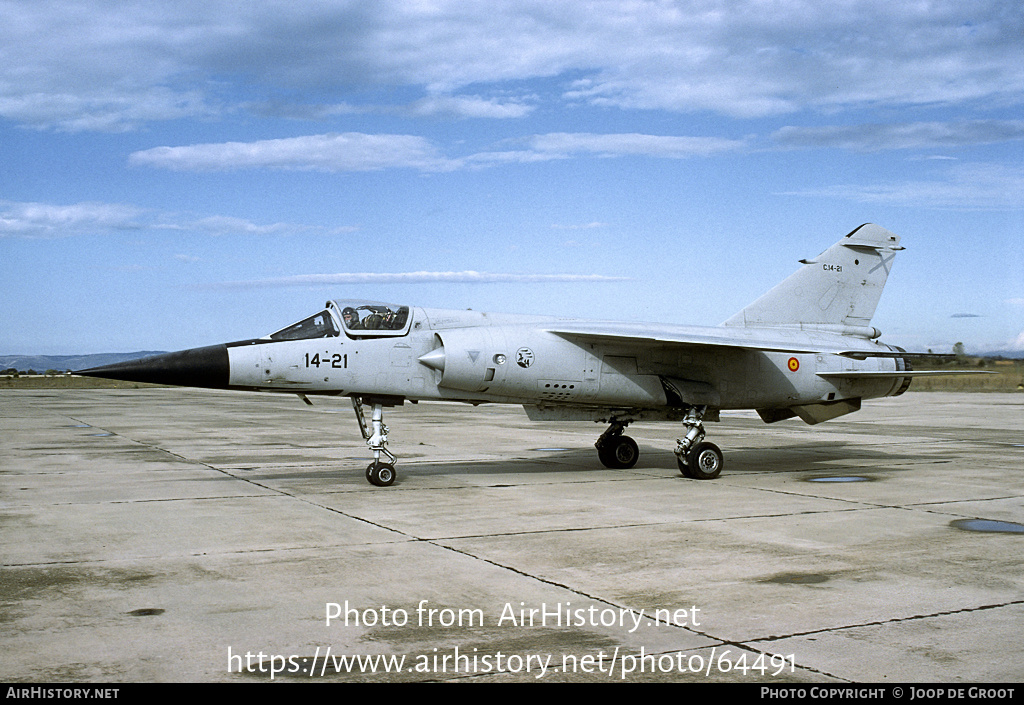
left=130, top=131, right=745, bottom=173
left=0, top=201, right=145, bottom=238
left=464, top=131, right=746, bottom=167
left=212, top=271, right=631, bottom=289
left=780, top=163, right=1024, bottom=210
left=246, top=94, right=534, bottom=121
left=2, top=1, right=1021, bottom=130
left=0, top=200, right=355, bottom=238
left=525, top=133, right=744, bottom=158
left=408, top=95, right=534, bottom=119
left=0, top=89, right=211, bottom=133
left=178, top=215, right=356, bottom=237
left=129, top=133, right=457, bottom=172
left=773, top=121, right=1024, bottom=152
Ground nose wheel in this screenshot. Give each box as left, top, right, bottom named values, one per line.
left=366, top=461, right=396, bottom=487
left=353, top=397, right=399, bottom=486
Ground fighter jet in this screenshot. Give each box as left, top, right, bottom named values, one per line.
left=78, top=224, right=973, bottom=486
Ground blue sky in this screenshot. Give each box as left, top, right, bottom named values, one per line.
left=2, top=1, right=1022, bottom=355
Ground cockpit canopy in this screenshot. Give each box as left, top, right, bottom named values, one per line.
left=335, top=302, right=409, bottom=333
left=266, top=300, right=412, bottom=341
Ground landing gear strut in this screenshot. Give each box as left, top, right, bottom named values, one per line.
left=594, top=407, right=724, bottom=478
left=595, top=416, right=640, bottom=469
left=353, top=397, right=397, bottom=486
left=674, top=405, right=723, bottom=479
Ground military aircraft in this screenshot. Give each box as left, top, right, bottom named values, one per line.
left=78, top=224, right=973, bottom=487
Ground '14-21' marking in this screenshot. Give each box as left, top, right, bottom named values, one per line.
left=305, top=353, right=347, bottom=369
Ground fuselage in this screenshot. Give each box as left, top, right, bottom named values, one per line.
left=220, top=301, right=910, bottom=414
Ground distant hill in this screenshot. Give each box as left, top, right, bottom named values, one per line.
left=978, top=349, right=1024, bottom=360
left=0, top=352, right=167, bottom=373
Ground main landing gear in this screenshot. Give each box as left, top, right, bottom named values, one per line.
left=594, top=406, right=724, bottom=479
left=674, top=406, right=723, bottom=480
left=595, top=417, right=640, bottom=469
left=352, top=397, right=397, bottom=486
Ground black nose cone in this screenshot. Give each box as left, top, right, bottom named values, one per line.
left=76, top=344, right=229, bottom=389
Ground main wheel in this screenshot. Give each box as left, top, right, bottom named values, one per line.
left=366, top=461, right=396, bottom=486
left=686, top=441, right=723, bottom=480
left=597, top=435, right=639, bottom=469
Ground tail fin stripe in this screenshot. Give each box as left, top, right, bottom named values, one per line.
left=869, top=253, right=895, bottom=275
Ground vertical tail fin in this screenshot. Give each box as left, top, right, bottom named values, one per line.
left=722, top=224, right=902, bottom=335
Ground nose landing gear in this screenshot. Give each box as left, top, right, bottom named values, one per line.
left=353, top=397, right=398, bottom=486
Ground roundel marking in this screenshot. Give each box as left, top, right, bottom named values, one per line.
left=788, top=357, right=800, bottom=372
left=516, top=347, right=535, bottom=368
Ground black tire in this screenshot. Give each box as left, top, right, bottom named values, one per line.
left=367, top=462, right=396, bottom=486
left=677, top=454, right=694, bottom=478
left=597, top=435, right=639, bottom=469
left=686, top=442, right=723, bottom=480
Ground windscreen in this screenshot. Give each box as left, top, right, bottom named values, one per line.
left=269, top=310, right=340, bottom=340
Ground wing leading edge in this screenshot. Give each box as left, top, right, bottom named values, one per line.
left=547, top=322, right=873, bottom=356
left=548, top=325, right=987, bottom=378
